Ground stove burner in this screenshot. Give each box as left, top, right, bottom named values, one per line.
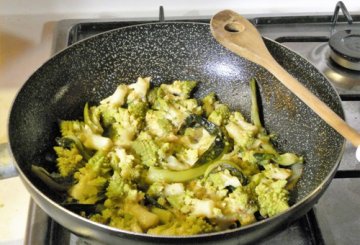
left=329, top=29, right=360, bottom=71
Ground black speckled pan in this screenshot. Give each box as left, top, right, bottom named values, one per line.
left=9, top=22, right=344, bottom=244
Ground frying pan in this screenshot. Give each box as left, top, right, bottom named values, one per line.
left=8, top=22, right=344, bottom=244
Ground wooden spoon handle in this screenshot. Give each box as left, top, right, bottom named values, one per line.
left=269, top=60, right=360, bottom=146
left=211, top=10, right=360, bottom=146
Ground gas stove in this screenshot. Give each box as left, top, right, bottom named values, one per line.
left=25, top=3, right=360, bottom=245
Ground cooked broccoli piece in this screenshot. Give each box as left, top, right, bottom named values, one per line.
left=145, top=110, right=175, bottom=137
left=108, top=108, right=143, bottom=147
left=180, top=127, right=215, bottom=156
left=59, top=120, right=113, bottom=152
left=201, top=92, right=217, bottom=117
left=59, top=120, right=85, bottom=137
left=98, top=105, right=118, bottom=127
left=68, top=151, right=111, bottom=204
left=99, top=210, right=143, bottom=233
left=132, top=137, right=158, bottom=167
left=84, top=102, right=103, bottom=134
left=205, top=169, right=242, bottom=190
left=175, top=148, right=199, bottom=168
left=251, top=165, right=292, bottom=218
left=99, top=79, right=148, bottom=129
left=160, top=80, right=197, bottom=99
left=255, top=177, right=290, bottom=218
left=128, top=101, right=148, bottom=121
left=225, top=112, right=259, bottom=149
left=150, top=207, right=173, bottom=224
left=54, top=146, right=83, bottom=177
left=153, top=98, right=189, bottom=128
left=105, top=171, right=142, bottom=202
left=230, top=112, right=259, bottom=135
left=114, top=108, right=142, bottom=130
left=147, top=215, right=214, bottom=235
left=223, top=186, right=258, bottom=226
left=81, top=125, right=113, bottom=151
left=96, top=202, right=160, bottom=233
left=55, top=135, right=92, bottom=160
left=109, top=123, right=136, bottom=148
left=165, top=188, right=222, bottom=219
left=208, top=103, right=230, bottom=126
left=127, top=77, right=151, bottom=103
left=126, top=203, right=160, bottom=230
left=108, top=147, right=141, bottom=180
left=100, top=84, right=129, bottom=107
left=263, top=164, right=292, bottom=180
left=147, top=182, right=166, bottom=197
left=223, top=148, right=260, bottom=177
left=178, top=98, right=203, bottom=115
left=98, top=171, right=158, bottom=232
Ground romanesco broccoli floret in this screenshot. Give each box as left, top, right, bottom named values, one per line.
left=59, top=120, right=112, bottom=151
left=100, top=84, right=129, bottom=107
left=81, top=125, right=113, bottom=151
left=152, top=98, right=189, bottom=128
left=84, top=103, right=103, bottom=134
left=178, top=98, right=203, bottom=115
left=147, top=215, right=214, bottom=235
left=160, top=80, right=197, bottom=99
left=114, top=107, right=142, bottom=131
left=165, top=188, right=222, bottom=218
left=208, top=103, right=230, bottom=126
left=201, top=92, right=217, bottom=117
left=100, top=199, right=159, bottom=232
left=132, top=137, right=158, bottom=167
left=54, top=146, right=83, bottom=177
left=128, top=101, right=148, bottom=121
left=105, top=171, right=142, bottom=202
left=254, top=174, right=290, bottom=217
left=147, top=182, right=166, bottom=197
left=175, top=148, right=199, bottom=167
left=206, top=170, right=242, bottom=191
left=109, top=123, right=136, bottom=148
left=68, top=151, right=111, bottom=204
left=127, top=77, right=151, bottom=103
left=59, top=120, right=85, bottom=137
left=180, top=127, right=215, bottom=156
left=263, top=163, right=292, bottom=180
left=225, top=112, right=258, bottom=149
left=98, top=105, right=118, bottom=127
left=107, top=211, right=143, bottom=233
left=223, top=186, right=258, bottom=226
left=108, top=108, right=142, bottom=147
left=108, top=147, right=141, bottom=180
left=145, top=110, right=175, bottom=137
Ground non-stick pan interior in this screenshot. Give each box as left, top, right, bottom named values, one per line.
left=9, top=22, right=344, bottom=206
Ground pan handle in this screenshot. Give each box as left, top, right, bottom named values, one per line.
left=0, top=143, right=18, bottom=179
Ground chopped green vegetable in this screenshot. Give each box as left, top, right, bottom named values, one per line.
left=44, top=77, right=303, bottom=235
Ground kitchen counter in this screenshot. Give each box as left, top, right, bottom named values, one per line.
left=1, top=1, right=360, bottom=244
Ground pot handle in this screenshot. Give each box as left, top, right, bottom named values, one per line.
left=0, top=143, right=18, bottom=179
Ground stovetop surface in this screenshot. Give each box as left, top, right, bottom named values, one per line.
left=26, top=10, right=360, bottom=245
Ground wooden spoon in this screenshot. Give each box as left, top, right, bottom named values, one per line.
left=210, top=10, right=360, bottom=161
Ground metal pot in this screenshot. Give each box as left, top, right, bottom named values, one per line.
left=7, top=22, right=344, bottom=244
